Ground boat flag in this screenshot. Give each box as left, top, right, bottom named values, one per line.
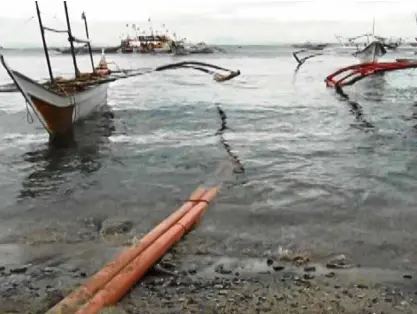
left=98, top=49, right=108, bottom=69
left=81, top=12, right=86, bottom=20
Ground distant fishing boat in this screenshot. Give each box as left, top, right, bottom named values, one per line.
left=353, top=41, right=387, bottom=63
left=171, top=41, right=214, bottom=56
left=120, top=35, right=172, bottom=54
left=292, top=42, right=329, bottom=51
left=336, top=19, right=403, bottom=52
left=51, top=44, right=122, bottom=55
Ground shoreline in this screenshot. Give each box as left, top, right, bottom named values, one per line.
left=1, top=233, right=417, bottom=314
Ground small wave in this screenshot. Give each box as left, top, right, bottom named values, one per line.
left=1, top=133, right=47, bottom=147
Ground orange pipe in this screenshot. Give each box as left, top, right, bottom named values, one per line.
left=46, top=187, right=208, bottom=314
left=75, top=186, right=219, bottom=314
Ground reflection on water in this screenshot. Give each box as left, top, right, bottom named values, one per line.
left=18, top=105, right=115, bottom=200
left=361, top=74, right=386, bottom=103
left=333, top=85, right=374, bottom=129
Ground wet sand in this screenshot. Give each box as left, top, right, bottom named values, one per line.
left=1, top=220, right=417, bottom=314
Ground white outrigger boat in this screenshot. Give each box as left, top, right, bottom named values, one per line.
left=1, top=2, right=116, bottom=146
left=353, top=41, right=387, bottom=63
left=0, top=2, right=241, bottom=147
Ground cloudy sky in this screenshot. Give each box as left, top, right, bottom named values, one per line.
left=0, top=0, right=416, bottom=46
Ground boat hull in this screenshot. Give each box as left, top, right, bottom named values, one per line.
left=1, top=55, right=109, bottom=140
left=353, top=41, right=386, bottom=63
left=19, top=72, right=109, bottom=135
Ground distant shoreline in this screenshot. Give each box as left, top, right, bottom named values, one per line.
left=1, top=41, right=416, bottom=52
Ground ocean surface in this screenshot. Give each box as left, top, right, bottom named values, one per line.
left=1, top=46, right=417, bottom=275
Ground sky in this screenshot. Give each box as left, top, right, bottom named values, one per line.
left=0, top=0, right=416, bottom=46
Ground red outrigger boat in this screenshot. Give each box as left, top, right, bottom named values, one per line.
left=325, top=60, right=417, bottom=88
left=325, top=41, right=417, bottom=89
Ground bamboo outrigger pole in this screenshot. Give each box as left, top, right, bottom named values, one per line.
left=35, top=1, right=54, bottom=84
left=63, top=1, right=80, bottom=78
left=81, top=11, right=95, bottom=72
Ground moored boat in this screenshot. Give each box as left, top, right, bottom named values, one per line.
left=171, top=41, right=214, bottom=56
left=1, top=2, right=242, bottom=148
left=352, top=41, right=387, bottom=63
left=120, top=35, right=172, bottom=54
left=292, top=42, right=329, bottom=51
left=1, top=1, right=115, bottom=146
left=51, top=44, right=122, bottom=55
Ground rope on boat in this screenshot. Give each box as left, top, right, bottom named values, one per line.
left=114, top=60, right=241, bottom=82
left=215, top=104, right=245, bottom=174
left=292, top=49, right=323, bottom=71
left=25, top=101, right=34, bottom=124
left=334, top=85, right=374, bottom=129
left=0, top=61, right=240, bottom=93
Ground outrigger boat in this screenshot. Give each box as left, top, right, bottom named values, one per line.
left=0, top=1, right=241, bottom=147
left=0, top=2, right=117, bottom=146
left=293, top=37, right=387, bottom=70
left=324, top=42, right=417, bottom=94
left=325, top=26, right=414, bottom=90
left=324, top=58, right=417, bottom=89
left=352, top=41, right=387, bottom=63
left=335, top=18, right=403, bottom=53
left=323, top=56, right=417, bottom=129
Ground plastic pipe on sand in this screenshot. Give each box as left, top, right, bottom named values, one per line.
left=46, top=187, right=209, bottom=314
left=75, top=186, right=219, bottom=314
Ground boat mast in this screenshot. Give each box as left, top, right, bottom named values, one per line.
left=81, top=12, right=95, bottom=72
left=63, top=1, right=80, bottom=78
left=35, top=1, right=54, bottom=83
left=372, top=18, right=375, bottom=41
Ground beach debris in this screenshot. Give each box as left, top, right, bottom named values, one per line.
left=304, top=266, right=316, bottom=272
left=214, top=264, right=233, bottom=275
left=303, top=273, right=315, bottom=280
left=326, top=254, right=355, bottom=269
left=10, top=265, right=29, bottom=274
left=280, top=252, right=310, bottom=266
left=100, top=218, right=133, bottom=236
left=272, top=265, right=285, bottom=272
